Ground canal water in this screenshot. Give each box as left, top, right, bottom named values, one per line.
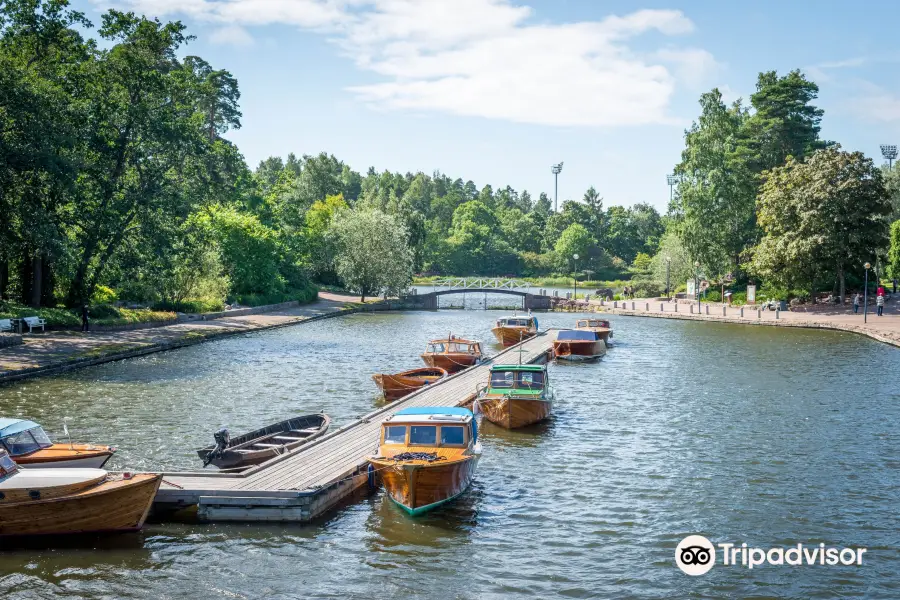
left=1, top=309, right=898, bottom=598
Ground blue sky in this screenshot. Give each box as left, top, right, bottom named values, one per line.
left=78, top=0, right=900, bottom=211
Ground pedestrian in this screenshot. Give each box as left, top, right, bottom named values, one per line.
left=81, top=303, right=90, bottom=332
left=853, top=293, right=860, bottom=314
left=876, top=292, right=884, bottom=317
left=893, top=278, right=898, bottom=294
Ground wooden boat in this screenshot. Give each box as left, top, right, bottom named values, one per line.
left=475, top=364, right=554, bottom=428
left=373, top=367, right=448, bottom=401
left=553, top=329, right=607, bottom=361
left=0, top=418, right=115, bottom=469
left=369, top=407, right=480, bottom=516
left=420, top=335, right=484, bottom=374
left=491, top=314, right=539, bottom=347
left=575, top=318, right=613, bottom=344
left=197, top=414, right=330, bottom=469
left=0, top=448, right=161, bottom=537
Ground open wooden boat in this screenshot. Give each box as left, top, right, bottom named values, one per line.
left=369, top=407, right=480, bottom=516
left=575, top=318, right=613, bottom=345
left=491, top=314, right=539, bottom=347
left=0, top=418, right=115, bottom=469
left=0, top=448, right=161, bottom=537
left=553, top=329, right=607, bottom=361
left=475, top=364, right=554, bottom=428
left=420, top=335, right=484, bottom=374
left=197, top=414, right=331, bottom=469
left=373, top=367, right=448, bottom=401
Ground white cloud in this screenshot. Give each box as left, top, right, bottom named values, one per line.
left=844, top=81, right=900, bottom=123
left=210, top=24, right=254, bottom=46
left=94, top=0, right=718, bottom=127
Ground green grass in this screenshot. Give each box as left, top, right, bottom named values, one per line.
left=0, top=302, right=176, bottom=328
left=231, top=284, right=319, bottom=307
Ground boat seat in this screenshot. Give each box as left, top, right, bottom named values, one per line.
left=291, top=428, right=319, bottom=434
left=273, top=436, right=299, bottom=442
left=253, top=443, right=283, bottom=448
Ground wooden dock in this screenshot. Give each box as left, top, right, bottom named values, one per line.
left=153, top=330, right=559, bottom=522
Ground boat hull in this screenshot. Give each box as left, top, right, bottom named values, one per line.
left=491, top=326, right=536, bottom=347
left=553, top=339, right=606, bottom=361
left=477, top=395, right=552, bottom=428
left=14, top=444, right=114, bottom=469
left=374, top=457, right=478, bottom=516
left=197, top=414, right=330, bottom=469
left=0, top=474, right=162, bottom=537
left=372, top=368, right=447, bottom=400
left=421, top=353, right=479, bottom=374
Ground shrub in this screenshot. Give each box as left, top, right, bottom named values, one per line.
left=232, top=284, right=319, bottom=307
left=91, top=285, right=118, bottom=305
left=152, top=299, right=225, bottom=314
left=630, top=278, right=664, bottom=298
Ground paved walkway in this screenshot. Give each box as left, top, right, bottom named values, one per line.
left=584, top=297, right=900, bottom=348
left=0, top=298, right=351, bottom=380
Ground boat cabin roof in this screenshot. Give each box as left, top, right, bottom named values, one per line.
left=386, top=407, right=474, bottom=424
left=0, top=418, right=41, bottom=438
left=490, top=364, right=545, bottom=372
left=426, top=337, right=479, bottom=345
left=558, top=330, right=600, bottom=341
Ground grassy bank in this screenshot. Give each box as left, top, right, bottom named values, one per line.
left=0, top=302, right=176, bottom=328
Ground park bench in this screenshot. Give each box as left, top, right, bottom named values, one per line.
left=23, top=316, right=46, bottom=333
left=0, top=319, right=12, bottom=333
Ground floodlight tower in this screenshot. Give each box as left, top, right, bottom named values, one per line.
left=666, top=174, right=678, bottom=202
left=881, top=145, right=897, bottom=169
left=551, top=162, right=564, bottom=212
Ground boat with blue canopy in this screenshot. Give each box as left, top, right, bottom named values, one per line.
left=0, top=418, right=115, bottom=469
left=369, top=407, right=481, bottom=516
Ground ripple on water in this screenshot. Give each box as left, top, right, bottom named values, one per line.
left=1, top=311, right=899, bottom=598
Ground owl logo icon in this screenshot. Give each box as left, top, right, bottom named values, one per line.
left=675, top=535, right=716, bottom=575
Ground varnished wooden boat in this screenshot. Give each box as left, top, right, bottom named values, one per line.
left=197, top=414, right=331, bottom=469
left=420, top=335, right=484, bottom=374
left=373, top=367, right=448, bottom=401
left=369, top=407, right=480, bottom=516
left=0, top=418, right=114, bottom=469
left=553, top=329, right=607, bottom=361
left=0, top=448, right=161, bottom=537
left=475, top=364, right=554, bottom=428
left=491, top=315, right=539, bottom=347
left=575, top=318, right=613, bottom=345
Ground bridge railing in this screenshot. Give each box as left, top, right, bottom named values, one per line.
left=427, top=277, right=532, bottom=292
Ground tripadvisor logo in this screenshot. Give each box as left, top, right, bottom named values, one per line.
left=675, top=535, right=867, bottom=575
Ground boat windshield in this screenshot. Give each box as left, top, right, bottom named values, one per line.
left=384, top=425, right=407, bottom=445
left=440, top=426, right=465, bottom=446
left=501, top=319, right=531, bottom=327
left=410, top=426, right=437, bottom=445
left=490, top=370, right=545, bottom=389
left=1, top=426, right=53, bottom=456
left=427, top=343, right=446, bottom=353
left=448, top=342, right=474, bottom=353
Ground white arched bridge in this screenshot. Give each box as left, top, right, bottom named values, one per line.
left=407, top=277, right=553, bottom=310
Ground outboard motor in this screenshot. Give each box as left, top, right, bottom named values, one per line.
left=203, top=427, right=230, bottom=467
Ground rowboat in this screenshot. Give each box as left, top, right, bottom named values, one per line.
left=373, top=367, right=448, bottom=401
left=0, top=448, right=161, bottom=537
left=369, top=407, right=480, bottom=516
left=0, top=418, right=114, bottom=469
left=553, top=329, right=607, bottom=361
left=475, top=364, right=554, bottom=428
left=420, top=335, right=484, bottom=374
left=491, top=314, right=539, bottom=347
left=575, top=318, right=613, bottom=345
left=198, top=414, right=331, bottom=469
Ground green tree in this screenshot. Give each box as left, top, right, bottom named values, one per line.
left=554, top=224, right=595, bottom=272
left=650, top=231, right=694, bottom=292
left=888, top=220, right=900, bottom=280
left=752, top=146, right=891, bottom=302
left=329, top=208, right=414, bottom=301
left=200, top=206, right=282, bottom=297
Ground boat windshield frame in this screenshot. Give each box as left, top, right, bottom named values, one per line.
left=0, top=448, right=19, bottom=482
left=577, top=319, right=609, bottom=329
left=498, top=318, right=534, bottom=328
left=380, top=423, right=470, bottom=448
left=488, top=369, right=546, bottom=391
left=0, top=426, right=53, bottom=456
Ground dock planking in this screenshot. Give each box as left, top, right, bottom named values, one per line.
left=153, top=329, right=558, bottom=522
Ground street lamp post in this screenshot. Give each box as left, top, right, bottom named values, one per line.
left=665, top=256, right=671, bottom=300
left=551, top=162, right=564, bottom=212
left=694, top=261, right=701, bottom=312
left=864, top=262, right=871, bottom=323
left=666, top=174, right=678, bottom=202
left=573, top=253, right=579, bottom=300
left=881, top=145, right=898, bottom=169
